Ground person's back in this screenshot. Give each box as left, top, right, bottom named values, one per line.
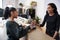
left=6, top=21, right=20, bottom=40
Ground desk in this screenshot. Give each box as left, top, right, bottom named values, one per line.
left=28, top=26, right=55, bottom=40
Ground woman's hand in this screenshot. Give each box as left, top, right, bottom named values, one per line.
left=53, top=31, right=58, bottom=39
left=30, top=20, right=36, bottom=29
left=21, top=24, right=26, bottom=28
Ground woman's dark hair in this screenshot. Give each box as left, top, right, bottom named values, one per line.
left=3, top=7, right=10, bottom=19
left=19, top=3, right=23, bottom=6
left=46, top=3, right=58, bottom=16
left=3, top=7, right=16, bottom=19
left=9, top=7, right=16, bottom=17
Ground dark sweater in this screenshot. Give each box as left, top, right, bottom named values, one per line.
left=40, top=14, right=60, bottom=37
left=27, top=8, right=35, bottom=19
left=6, top=21, right=30, bottom=40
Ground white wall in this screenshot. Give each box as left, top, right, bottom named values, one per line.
left=0, top=0, right=2, bottom=8
left=2, top=0, right=18, bottom=9
left=2, top=0, right=60, bottom=22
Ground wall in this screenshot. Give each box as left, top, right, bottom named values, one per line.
left=2, top=0, right=60, bottom=22
left=2, top=0, right=17, bottom=9
left=0, top=0, right=2, bottom=8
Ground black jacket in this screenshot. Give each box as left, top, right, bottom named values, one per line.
left=40, top=14, right=60, bottom=37
left=27, top=8, right=35, bottom=19
left=6, top=21, right=30, bottom=40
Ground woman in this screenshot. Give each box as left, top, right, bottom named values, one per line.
left=5, top=7, right=32, bottom=40
left=40, top=3, right=59, bottom=40
left=26, top=1, right=37, bottom=19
